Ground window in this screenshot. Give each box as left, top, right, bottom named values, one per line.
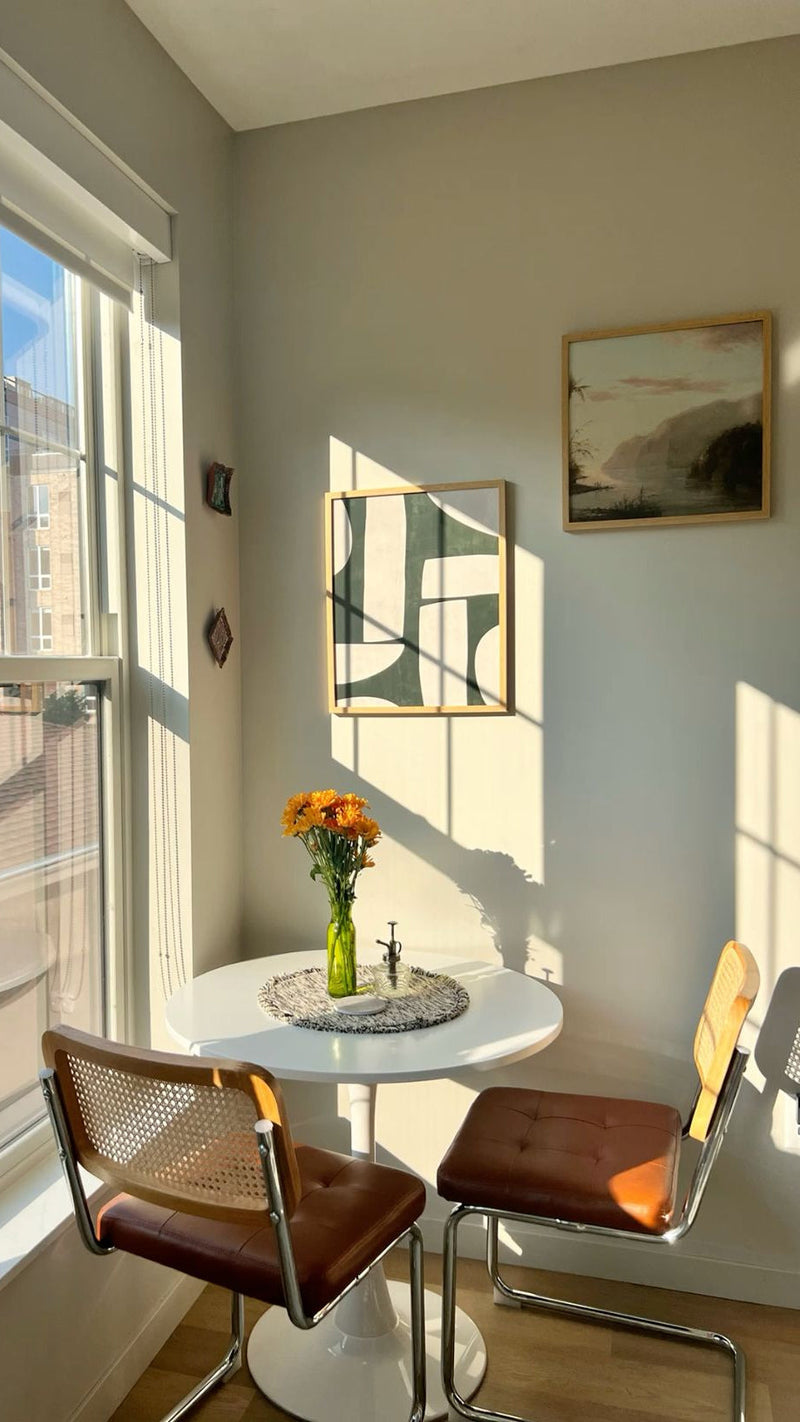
left=28, top=484, right=50, bottom=530
left=27, top=545, right=51, bottom=592
left=29, top=483, right=50, bottom=531
left=0, top=681, right=102, bottom=1147
left=29, top=606, right=52, bottom=652
left=0, top=226, right=126, bottom=1162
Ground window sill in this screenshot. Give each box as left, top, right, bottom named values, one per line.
left=0, top=1144, right=104, bottom=1294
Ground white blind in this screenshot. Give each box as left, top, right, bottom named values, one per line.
left=0, top=49, right=172, bottom=305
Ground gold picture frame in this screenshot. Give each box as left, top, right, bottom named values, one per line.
left=563, top=310, right=772, bottom=532
left=325, top=479, right=508, bottom=715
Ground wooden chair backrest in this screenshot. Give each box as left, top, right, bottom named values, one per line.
left=42, top=1026, right=301, bottom=1223
left=689, top=941, right=760, bottom=1142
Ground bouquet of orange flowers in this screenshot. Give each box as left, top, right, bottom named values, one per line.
left=281, top=790, right=381, bottom=997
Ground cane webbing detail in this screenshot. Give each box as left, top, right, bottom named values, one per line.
left=690, top=941, right=759, bottom=1142
left=65, top=1053, right=268, bottom=1213
left=43, top=1026, right=302, bottom=1222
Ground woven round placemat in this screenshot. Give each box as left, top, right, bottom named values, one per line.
left=257, top=964, right=469, bottom=1034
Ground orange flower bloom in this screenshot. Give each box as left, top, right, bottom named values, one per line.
left=281, top=790, right=381, bottom=878
left=334, top=794, right=367, bottom=822
left=309, top=789, right=341, bottom=815
left=281, top=792, right=311, bottom=836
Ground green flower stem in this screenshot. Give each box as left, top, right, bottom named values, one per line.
left=294, top=825, right=373, bottom=997
left=326, top=897, right=357, bottom=998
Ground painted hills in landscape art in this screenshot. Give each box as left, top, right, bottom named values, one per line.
left=564, top=314, right=770, bottom=530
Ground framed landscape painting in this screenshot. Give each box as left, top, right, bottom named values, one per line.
left=325, top=479, right=508, bottom=714
left=563, top=311, right=771, bottom=531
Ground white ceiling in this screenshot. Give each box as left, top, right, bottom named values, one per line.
left=125, top=0, right=800, bottom=131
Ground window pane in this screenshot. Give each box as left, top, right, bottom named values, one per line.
left=0, top=434, right=87, bottom=653
left=0, top=226, right=89, bottom=655
left=1, top=228, right=80, bottom=450
left=0, top=682, right=103, bottom=1151
left=28, top=545, right=51, bottom=591
left=29, top=484, right=50, bottom=530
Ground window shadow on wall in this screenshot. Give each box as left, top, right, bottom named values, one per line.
left=328, top=435, right=560, bottom=986
left=126, top=266, right=192, bottom=1047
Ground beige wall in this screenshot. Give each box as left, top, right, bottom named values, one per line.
left=0, top=4, right=242, bottom=1417
left=235, top=37, right=800, bottom=1303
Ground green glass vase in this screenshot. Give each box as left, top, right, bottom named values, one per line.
left=326, top=898, right=357, bottom=998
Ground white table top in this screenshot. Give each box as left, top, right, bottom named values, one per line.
left=165, top=950, right=563, bottom=1084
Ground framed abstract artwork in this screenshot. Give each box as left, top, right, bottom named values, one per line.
left=563, top=311, right=771, bottom=531
left=325, top=479, right=508, bottom=715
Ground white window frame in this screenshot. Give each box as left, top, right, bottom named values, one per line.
left=0, top=273, right=131, bottom=1187
left=27, top=544, right=51, bottom=592
left=28, top=484, right=50, bottom=530
left=28, top=604, right=53, bottom=649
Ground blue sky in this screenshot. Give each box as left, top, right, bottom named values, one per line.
left=1, top=225, right=75, bottom=407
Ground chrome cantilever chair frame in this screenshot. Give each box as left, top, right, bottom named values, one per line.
left=442, top=1047, right=749, bottom=1422
left=41, top=1068, right=426, bottom=1422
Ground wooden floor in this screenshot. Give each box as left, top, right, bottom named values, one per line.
left=110, top=1253, right=799, bottom=1422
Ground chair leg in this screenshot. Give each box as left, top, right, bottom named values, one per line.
left=485, top=1216, right=745, bottom=1422
left=443, top=1206, right=525, bottom=1422
left=160, top=1290, right=245, bottom=1422
left=408, top=1222, right=427, bottom=1422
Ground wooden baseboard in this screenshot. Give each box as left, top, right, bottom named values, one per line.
left=67, top=1275, right=204, bottom=1422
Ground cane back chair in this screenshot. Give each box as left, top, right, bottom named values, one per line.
left=437, top=940, right=760, bottom=1422
left=41, top=1027, right=426, bottom=1422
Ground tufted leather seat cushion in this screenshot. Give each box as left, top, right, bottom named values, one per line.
left=97, top=1143, right=425, bottom=1316
left=437, top=1087, right=682, bottom=1235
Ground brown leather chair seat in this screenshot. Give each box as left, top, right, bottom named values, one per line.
left=98, top=1143, right=426, bottom=1316
left=437, top=1087, right=682, bottom=1236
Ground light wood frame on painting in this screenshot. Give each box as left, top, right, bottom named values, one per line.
left=325, top=479, right=508, bottom=716
left=562, top=310, right=772, bottom=533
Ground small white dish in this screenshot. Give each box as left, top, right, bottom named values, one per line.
left=333, top=994, right=389, bottom=1015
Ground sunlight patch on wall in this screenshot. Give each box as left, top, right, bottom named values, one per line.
left=355, top=449, right=409, bottom=491
left=783, top=333, right=800, bottom=388
left=736, top=681, right=800, bottom=1153
left=130, top=492, right=189, bottom=695
left=130, top=296, right=189, bottom=695
left=524, top=933, right=564, bottom=987
left=451, top=546, right=543, bottom=878
left=356, top=835, right=489, bottom=955
left=329, top=436, right=411, bottom=494
left=146, top=717, right=192, bottom=1034
left=336, top=715, right=451, bottom=833
left=129, top=274, right=192, bottom=1042
left=736, top=683, right=800, bottom=1016
left=339, top=1077, right=478, bottom=1186
left=329, top=439, right=544, bottom=884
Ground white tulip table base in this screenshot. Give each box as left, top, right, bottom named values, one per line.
left=247, top=1271, right=486, bottom=1422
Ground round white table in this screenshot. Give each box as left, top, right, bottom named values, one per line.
left=166, top=950, right=563, bottom=1422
